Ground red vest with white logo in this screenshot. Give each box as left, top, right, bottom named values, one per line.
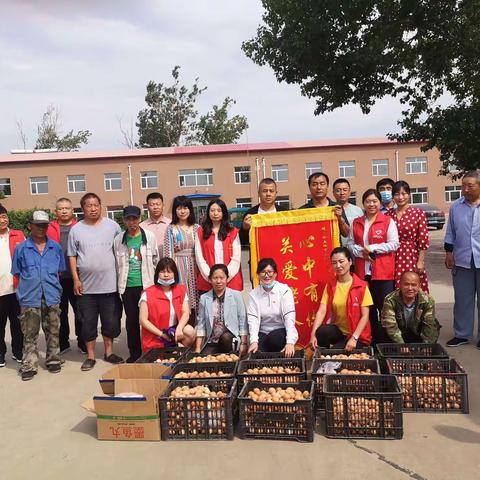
left=324, top=274, right=372, bottom=345
left=196, top=226, right=243, bottom=292
left=9, top=229, right=25, bottom=290
left=352, top=213, right=395, bottom=280
left=141, top=284, right=186, bottom=351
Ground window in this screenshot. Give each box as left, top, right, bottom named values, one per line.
left=236, top=198, right=252, bottom=208
left=339, top=160, right=356, bottom=178
left=305, top=162, right=322, bottom=179
left=30, top=176, right=48, bottom=195
left=349, top=191, right=357, bottom=205
left=67, top=174, right=86, bottom=193
left=271, top=164, right=288, bottom=182
left=140, top=171, right=158, bottom=189
left=234, top=166, right=251, bottom=184
left=104, top=173, right=122, bottom=191
left=179, top=168, right=213, bottom=187
left=406, top=157, right=427, bottom=174
left=73, top=208, right=84, bottom=220
left=372, top=159, right=389, bottom=177
left=275, top=195, right=290, bottom=209
left=0, top=178, right=11, bottom=196
left=445, top=185, right=462, bottom=203
left=142, top=204, right=149, bottom=216
left=107, top=206, right=123, bottom=220
left=411, top=187, right=428, bottom=204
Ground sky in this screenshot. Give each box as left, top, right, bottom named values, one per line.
left=0, top=0, right=406, bottom=153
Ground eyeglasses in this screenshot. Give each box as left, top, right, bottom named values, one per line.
left=259, top=270, right=275, bottom=277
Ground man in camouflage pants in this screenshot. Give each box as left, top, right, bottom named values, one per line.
left=381, top=271, right=440, bottom=344
left=11, top=211, right=66, bottom=381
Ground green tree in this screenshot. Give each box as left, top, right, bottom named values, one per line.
left=35, top=105, right=91, bottom=151
left=191, top=97, right=248, bottom=145
left=243, top=0, right=480, bottom=177
left=136, top=66, right=248, bottom=147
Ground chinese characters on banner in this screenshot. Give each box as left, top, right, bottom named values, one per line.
left=249, top=208, right=340, bottom=347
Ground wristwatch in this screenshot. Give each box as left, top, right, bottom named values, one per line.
left=352, top=334, right=359, bottom=341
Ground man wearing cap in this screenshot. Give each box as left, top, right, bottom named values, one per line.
left=114, top=206, right=158, bottom=362
left=11, top=211, right=65, bottom=381
left=68, top=193, right=123, bottom=371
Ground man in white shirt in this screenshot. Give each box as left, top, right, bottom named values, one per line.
left=333, top=178, right=364, bottom=246
left=139, top=192, right=171, bottom=258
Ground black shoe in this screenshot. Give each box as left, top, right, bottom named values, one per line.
left=446, top=337, right=469, bottom=347
left=0, top=354, right=5, bottom=367
left=21, top=370, right=37, bottom=381
left=476, top=340, right=480, bottom=350
left=59, top=346, right=71, bottom=355
left=81, top=358, right=96, bottom=371
left=47, top=363, right=61, bottom=374
left=104, top=353, right=124, bottom=364
left=12, top=353, right=22, bottom=363
left=126, top=354, right=140, bottom=364
left=77, top=341, right=87, bottom=354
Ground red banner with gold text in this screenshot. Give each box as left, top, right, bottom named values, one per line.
left=249, top=208, right=340, bottom=347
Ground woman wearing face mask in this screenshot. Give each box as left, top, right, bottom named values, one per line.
left=163, top=196, right=199, bottom=320
left=310, top=247, right=373, bottom=350
left=247, top=258, right=298, bottom=357
left=195, top=264, right=249, bottom=355
left=347, top=189, right=399, bottom=343
left=139, top=257, right=196, bottom=351
left=195, top=199, right=243, bottom=294
left=387, top=181, right=430, bottom=292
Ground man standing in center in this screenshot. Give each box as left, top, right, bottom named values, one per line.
left=114, top=206, right=158, bottom=363
left=47, top=197, right=86, bottom=354
left=68, top=193, right=124, bottom=371
left=140, top=192, right=171, bottom=258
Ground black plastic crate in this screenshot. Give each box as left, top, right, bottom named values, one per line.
left=311, top=358, right=380, bottom=413
left=159, top=378, right=236, bottom=440
left=324, top=374, right=403, bottom=439
left=135, top=346, right=190, bottom=365
left=386, top=358, right=469, bottom=413
left=238, top=380, right=314, bottom=442
left=184, top=351, right=240, bottom=363
left=247, top=350, right=305, bottom=360
left=314, top=347, right=374, bottom=359
left=376, top=343, right=448, bottom=359
left=237, top=358, right=306, bottom=389
left=172, top=361, right=238, bottom=381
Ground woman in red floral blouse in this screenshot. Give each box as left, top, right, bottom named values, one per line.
left=387, top=181, right=430, bottom=292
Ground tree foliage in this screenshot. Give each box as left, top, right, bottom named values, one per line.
left=35, top=105, right=91, bottom=151
left=192, top=97, right=249, bottom=145
left=136, top=66, right=248, bottom=147
left=243, top=0, right=480, bottom=177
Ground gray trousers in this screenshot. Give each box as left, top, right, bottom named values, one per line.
left=452, top=266, right=480, bottom=338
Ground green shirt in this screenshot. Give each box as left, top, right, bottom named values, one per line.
left=126, top=234, right=143, bottom=288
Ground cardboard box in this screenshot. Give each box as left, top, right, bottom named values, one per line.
left=82, top=364, right=171, bottom=441
left=100, top=363, right=172, bottom=395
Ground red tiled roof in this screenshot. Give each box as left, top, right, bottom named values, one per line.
left=0, top=137, right=413, bottom=164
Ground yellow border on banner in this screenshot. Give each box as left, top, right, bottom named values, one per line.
left=249, top=207, right=340, bottom=285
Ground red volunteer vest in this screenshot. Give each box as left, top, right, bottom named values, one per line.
left=196, top=226, right=243, bottom=292
left=352, top=213, right=395, bottom=280
left=141, top=284, right=186, bottom=352
left=324, top=274, right=372, bottom=345
left=9, top=229, right=25, bottom=290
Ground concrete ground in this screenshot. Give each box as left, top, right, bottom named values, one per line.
left=1, top=229, right=479, bottom=480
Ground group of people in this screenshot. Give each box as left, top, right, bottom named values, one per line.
left=1, top=169, right=478, bottom=381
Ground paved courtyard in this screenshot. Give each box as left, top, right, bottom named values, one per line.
left=1, top=229, right=479, bottom=480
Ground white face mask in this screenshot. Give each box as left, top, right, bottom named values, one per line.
left=157, top=278, right=175, bottom=287
left=262, top=280, right=277, bottom=291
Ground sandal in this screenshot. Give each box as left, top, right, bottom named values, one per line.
left=104, top=353, right=124, bottom=364
left=81, top=358, right=96, bottom=371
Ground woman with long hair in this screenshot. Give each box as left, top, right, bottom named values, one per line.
left=195, top=199, right=243, bottom=294
left=310, top=247, right=373, bottom=350
left=387, top=180, right=430, bottom=292
left=163, top=196, right=199, bottom=317
left=139, top=257, right=196, bottom=351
